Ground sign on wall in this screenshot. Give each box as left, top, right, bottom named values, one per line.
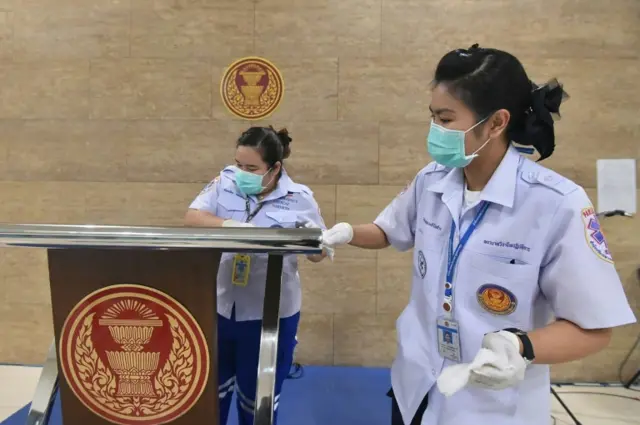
left=220, top=56, right=284, bottom=120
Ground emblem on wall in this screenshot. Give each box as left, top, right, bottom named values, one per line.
left=58, top=284, right=210, bottom=425
left=220, top=56, right=284, bottom=120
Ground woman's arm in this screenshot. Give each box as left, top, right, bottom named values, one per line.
left=533, top=189, right=635, bottom=365
left=349, top=223, right=390, bottom=249
left=184, top=209, right=226, bottom=228
left=527, top=319, right=612, bottom=364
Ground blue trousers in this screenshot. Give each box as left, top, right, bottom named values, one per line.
left=217, top=309, right=300, bottom=425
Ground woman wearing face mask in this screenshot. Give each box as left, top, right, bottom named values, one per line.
left=185, top=126, right=328, bottom=425
left=321, top=44, right=636, bottom=425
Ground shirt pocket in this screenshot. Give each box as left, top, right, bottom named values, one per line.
left=217, top=193, right=246, bottom=221
left=264, top=211, right=299, bottom=228
left=462, top=250, right=540, bottom=331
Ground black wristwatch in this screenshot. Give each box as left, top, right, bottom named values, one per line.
left=504, top=328, right=535, bottom=364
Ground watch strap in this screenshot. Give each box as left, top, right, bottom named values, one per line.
left=504, top=327, right=535, bottom=362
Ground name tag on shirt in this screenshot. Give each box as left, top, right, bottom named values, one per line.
left=232, top=254, right=251, bottom=286
left=437, top=317, right=461, bottom=362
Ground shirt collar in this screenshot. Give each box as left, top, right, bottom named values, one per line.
left=479, top=145, right=521, bottom=208
left=427, top=145, right=521, bottom=209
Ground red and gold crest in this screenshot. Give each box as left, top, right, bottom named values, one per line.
left=58, top=284, right=210, bottom=425
left=476, top=284, right=517, bottom=315
left=220, top=56, right=284, bottom=120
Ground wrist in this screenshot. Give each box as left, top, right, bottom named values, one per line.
left=503, top=328, right=535, bottom=364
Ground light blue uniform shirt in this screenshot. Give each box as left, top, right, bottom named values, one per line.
left=374, top=146, right=636, bottom=425
left=190, top=166, right=326, bottom=321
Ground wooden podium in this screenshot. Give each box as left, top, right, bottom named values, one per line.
left=0, top=224, right=322, bottom=425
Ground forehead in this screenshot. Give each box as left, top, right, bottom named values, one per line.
left=430, top=83, right=471, bottom=114
left=235, top=145, right=264, bottom=165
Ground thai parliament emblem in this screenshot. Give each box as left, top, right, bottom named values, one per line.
left=58, top=284, right=210, bottom=425
left=220, top=56, right=284, bottom=120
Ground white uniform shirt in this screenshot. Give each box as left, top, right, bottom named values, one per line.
left=374, top=146, right=636, bottom=425
left=189, top=166, right=326, bottom=321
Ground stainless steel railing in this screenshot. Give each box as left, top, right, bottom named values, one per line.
left=0, top=223, right=322, bottom=252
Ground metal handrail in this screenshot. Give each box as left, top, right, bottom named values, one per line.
left=0, top=223, right=323, bottom=253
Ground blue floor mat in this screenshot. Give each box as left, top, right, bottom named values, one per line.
left=2, top=365, right=392, bottom=425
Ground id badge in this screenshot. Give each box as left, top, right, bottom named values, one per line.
left=437, top=317, right=462, bottom=363
left=232, top=254, right=251, bottom=286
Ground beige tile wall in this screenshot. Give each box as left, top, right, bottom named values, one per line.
left=0, top=0, right=638, bottom=383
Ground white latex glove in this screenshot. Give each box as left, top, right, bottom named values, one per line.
left=301, top=220, right=335, bottom=260
left=468, top=331, right=526, bottom=390
left=322, top=223, right=354, bottom=247
left=222, top=219, right=255, bottom=228
left=436, top=331, right=526, bottom=396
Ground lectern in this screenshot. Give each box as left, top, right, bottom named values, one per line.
left=0, top=224, right=322, bottom=425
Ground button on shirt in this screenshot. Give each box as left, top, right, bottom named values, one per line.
left=373, top=146, right=636, bottom=425
left=189, top=166, right=326, bottom=321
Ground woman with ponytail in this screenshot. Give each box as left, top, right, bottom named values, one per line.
left=321, top=45, right=635, bottom=425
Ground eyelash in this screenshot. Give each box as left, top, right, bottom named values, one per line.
left=430, top=114, right=452, bottom=124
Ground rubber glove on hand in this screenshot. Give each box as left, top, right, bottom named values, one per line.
left=301, top=220, right=334, bottom=259
left=222, top=220, right=255, bottom=228
left=437, top=331, right=526, bottom=396
left=469, top=331, right=527, bottom=390
left=322, top=223, right=354, bottom=248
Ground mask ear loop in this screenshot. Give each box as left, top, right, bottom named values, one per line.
left=260, top=168, right=276, bottom=194
left=464, top=116, right=492, bottom=157
left=469, top=137, right=492, bottom=157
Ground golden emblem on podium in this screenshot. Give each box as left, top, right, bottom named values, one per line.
left=220, top=56, right=284, bottom=120
left=58, top=284, right=210, bottom=425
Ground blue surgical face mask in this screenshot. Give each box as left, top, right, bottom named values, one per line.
left=235, top=168, right=271, bottom=195
left=426, top=118, right=491, bottom=168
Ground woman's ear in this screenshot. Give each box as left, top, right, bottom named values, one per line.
left=489, top=109, right=510, bottom=139
left=272, top=161, right=282, bottom=175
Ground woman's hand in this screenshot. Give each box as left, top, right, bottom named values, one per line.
left=322, top=223, right=354, bottom=247
left=300, top=220, right=332, bottom=262
left=436, top=331, right=527, bottom=396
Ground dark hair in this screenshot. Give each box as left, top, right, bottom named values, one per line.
left=236, top=126, right=292, bottom=167
left=433, top=44, right=568, bottom=161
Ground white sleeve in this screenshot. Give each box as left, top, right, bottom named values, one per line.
left=297, top=191, right=327, bottom=230
left=373, top=177, right=419, bottom=252
left=539, top=187, right=636, bottom=329
left=189, top=177, right=221, bottom=215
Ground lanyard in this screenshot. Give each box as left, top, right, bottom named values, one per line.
left=244, top=198, right=264, bottom=223
left=443, top=201, right=490, bottom=315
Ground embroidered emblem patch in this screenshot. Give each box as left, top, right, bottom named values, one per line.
left=199, top=176, right=219, bottom=195
left=418, top=250, right=427, bottom=278
left=398, top=181, right=411, bottom=196
left=581, top=207, right=613, bottom=263
left=476, top=284, right=517, bottom=315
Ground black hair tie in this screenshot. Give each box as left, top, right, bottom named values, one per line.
left=523, top=79, right=569, bottom=161
left=532, top=78, right=568, bottom=118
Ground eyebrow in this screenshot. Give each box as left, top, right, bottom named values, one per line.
left=429, top=106, right=456, bottom=114
left=235, top=160, right=259, bottom=168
